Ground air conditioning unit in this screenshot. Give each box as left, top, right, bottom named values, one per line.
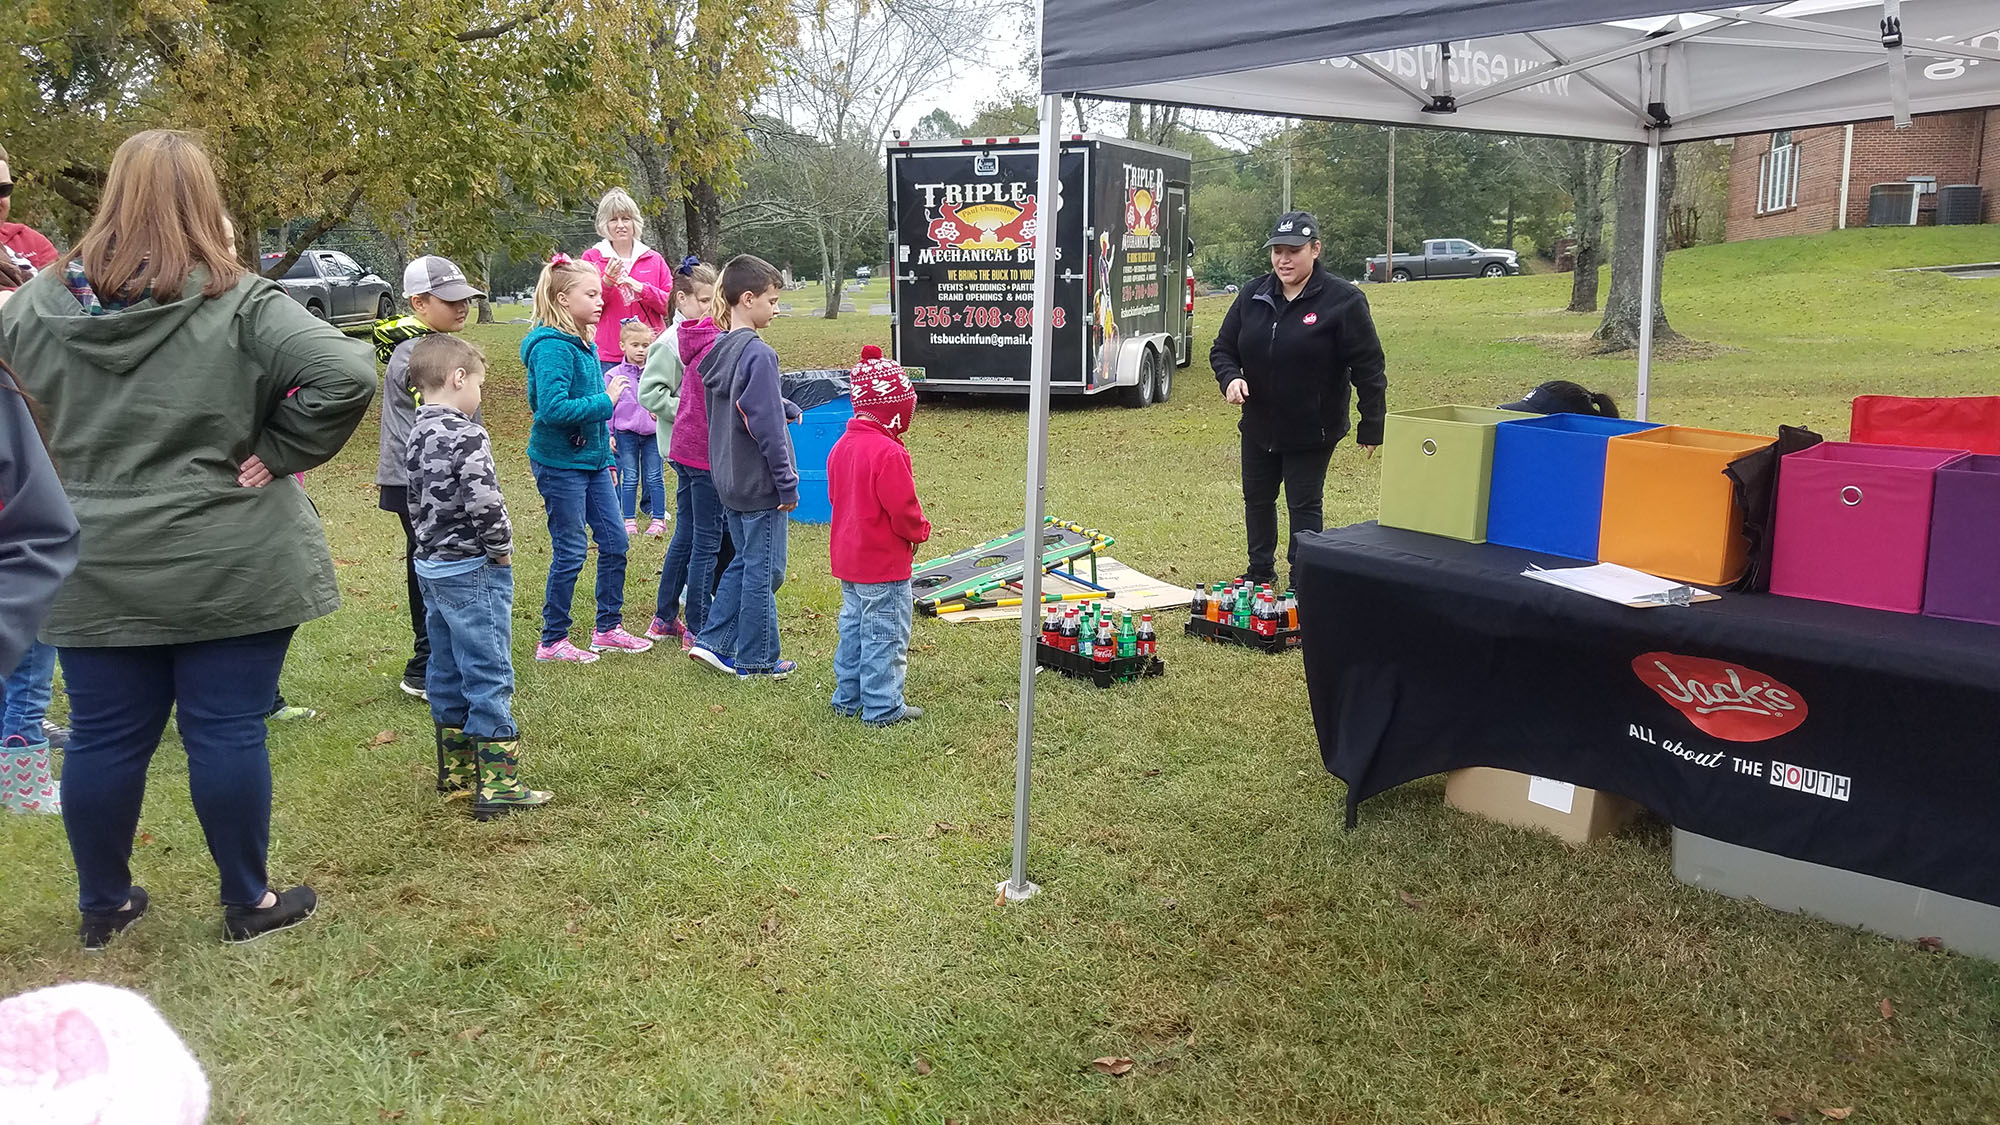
left=1936, top=184, right=1984, bottom=226
left=1868, top=183, right=1920, bottom=227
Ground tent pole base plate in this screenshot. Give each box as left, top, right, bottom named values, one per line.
left=996, top=878, right=1042, bottom=903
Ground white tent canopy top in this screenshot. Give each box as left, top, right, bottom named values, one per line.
left=995, top=1, right=2000, bottom=900
left=1041, top=0, right=2000, bottom=143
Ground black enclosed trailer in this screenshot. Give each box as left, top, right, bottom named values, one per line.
left=886, top=134, right=1193, bottom=407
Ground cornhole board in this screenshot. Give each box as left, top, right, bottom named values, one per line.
left=914, top=518, right=1112, bottom=615
left=938, top=556, right=1194, bottom=623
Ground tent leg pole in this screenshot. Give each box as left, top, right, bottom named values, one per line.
left=1001, top=92, right=1063, bottom=905
left=1636, top=132, right=1662, bottom=423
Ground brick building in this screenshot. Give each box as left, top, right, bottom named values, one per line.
left=1724, top=109, right=2000, bottom=240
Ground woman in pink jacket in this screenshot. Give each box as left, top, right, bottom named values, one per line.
left=580, top=188, right=670, bottom=371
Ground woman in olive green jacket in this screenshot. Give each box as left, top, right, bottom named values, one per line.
left=0, top=131, right=377, bottom=949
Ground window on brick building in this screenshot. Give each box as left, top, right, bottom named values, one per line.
left=1758, top=131, right=1799, bottom=213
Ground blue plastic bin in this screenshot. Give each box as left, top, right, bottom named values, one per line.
left=788, top=397, right=852, bottom=525
left=1486, top=414, right=1661, bottom=560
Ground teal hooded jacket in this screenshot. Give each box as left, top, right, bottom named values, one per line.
left=521, top=324, right=615, bottom=471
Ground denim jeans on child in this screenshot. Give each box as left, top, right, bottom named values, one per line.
left=831, top=580, right=914, bottom=723
left=1, top=640, right=58, bottom=741
left=418, top=562, right=517, bottom=740
left=58, top=627, right=294, bottom=913
left=614, top=430, right=666, bottom=522
left=531, top=461, right=629, bottom=645
left=656, top=462, right=726, bottom=636
left=696, top=507, right=788, bottom=673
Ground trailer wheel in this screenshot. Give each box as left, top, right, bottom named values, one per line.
left=1121, top=347, right=1159, bottom=408
left=1153, top=346, right=1172, bottom=403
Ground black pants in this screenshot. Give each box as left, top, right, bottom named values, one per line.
left=380, top=488, right=431, bottom=684
left=1241, top=438, right=1336, bottom=580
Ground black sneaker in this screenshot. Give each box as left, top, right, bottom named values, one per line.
left=1239, top=571, right=1279, bottom=587
left=866, top=704, right=924, bottom=728
left=222, top=884, right=317, bottom=944
left=80, top=886, right=149, bottom=952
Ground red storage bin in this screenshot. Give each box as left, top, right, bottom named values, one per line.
left=1770, top=442, right=1969, bottom=613
left=1850, top=395, right=2000, bottom=456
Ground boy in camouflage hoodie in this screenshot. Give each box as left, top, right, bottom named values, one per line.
left=402, top=335, right=550, bottom=820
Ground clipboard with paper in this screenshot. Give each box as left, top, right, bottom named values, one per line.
left=1521, top=562, right=1721, bottom=609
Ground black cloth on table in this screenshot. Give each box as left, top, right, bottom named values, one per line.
left=1295, top=521, right=2000, bottom=908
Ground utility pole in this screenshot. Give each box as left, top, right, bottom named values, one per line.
left=1281, top=121, right=1293, bottom=212
left=1384, top=127, right=1397, bottom=282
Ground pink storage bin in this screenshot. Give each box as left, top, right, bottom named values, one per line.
left=1770, top=442, right=1969, bottom=613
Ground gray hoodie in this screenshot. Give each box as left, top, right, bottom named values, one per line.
left=698, top=328, right=799, bottom=511
left=0, top=377, right=77, bottom=675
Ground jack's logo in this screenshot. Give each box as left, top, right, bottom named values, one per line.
left=927, top=197, right=1038, bottom=251
left=1633, top=652, right=1808, bottom=743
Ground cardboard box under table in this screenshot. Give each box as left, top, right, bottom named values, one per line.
left=1486, top=414, right=1661, bottom=561
left=1444, top=767, right=1640, bottom=846
left=1924, top=454, right=2000, bottom=626
left=1597, top=426, right=1772, bottom=586
left=1378, top=405, right=1534, bottom=542
left=1771, top=442, right=1967, bottom=614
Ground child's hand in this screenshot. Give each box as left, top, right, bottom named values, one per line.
left=236, top=455, right=274, bottom=488
left=609, top=435, right=618, bottom=454
left=607, top=374, right=631, bottom=401
left=495, top=553, right=512, bottom=567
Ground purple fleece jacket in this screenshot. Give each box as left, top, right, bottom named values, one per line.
left=603, top=361, right=656, bottom=436
left=698, top=327, right=799, bottom=511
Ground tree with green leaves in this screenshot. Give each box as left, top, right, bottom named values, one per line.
left=2, top=0, right=788, bottom=283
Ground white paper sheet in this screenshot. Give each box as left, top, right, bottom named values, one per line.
left=1521, top=562, right=1713, bottom=607
left=1527, top=775, right=1577, bottom=815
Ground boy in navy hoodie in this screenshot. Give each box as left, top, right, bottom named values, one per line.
left=686, top=256, right=801, bottom=680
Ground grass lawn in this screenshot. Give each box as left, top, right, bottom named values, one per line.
left=6, top=227, right=2000, bottom=1122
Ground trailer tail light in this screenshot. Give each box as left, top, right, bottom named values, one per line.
left=1185, top=273, right=1195, bottom=314
left=961, top=139, right=974, bottom=145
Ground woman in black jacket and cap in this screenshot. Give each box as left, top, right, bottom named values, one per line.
left=1211, top=212, right=1388, bottom=585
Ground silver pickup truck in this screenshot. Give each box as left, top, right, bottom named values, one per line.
left=262, top=250, right=395, bottom=329
left=1365, top=238, right=1520, bottom=283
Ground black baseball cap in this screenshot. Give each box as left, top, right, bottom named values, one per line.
left=1500, top=380, right=1611, bottom=416
left=1264, top=212, right=1321, bottom=248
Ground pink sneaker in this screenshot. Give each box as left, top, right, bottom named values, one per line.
left=646, top=616, right=686, bottom=642
left=590, top=627, right=654, bottom=654
left=535, top=638, right=600, bottom=664
left=624, top=518, right=639, bottom=535
left=646, top=519, right=668, bottom=538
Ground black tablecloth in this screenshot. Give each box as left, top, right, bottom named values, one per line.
left=1296, top=522, right=2000, bottom=908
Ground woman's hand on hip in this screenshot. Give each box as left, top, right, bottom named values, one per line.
left=1224, top=378, right=1249, bottom=405
left=236, top=455, right=274, bottom=488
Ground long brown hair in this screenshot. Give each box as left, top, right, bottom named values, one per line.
left=65, top=130, right=246, bottom=303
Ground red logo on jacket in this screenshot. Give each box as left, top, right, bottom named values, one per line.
left=1633, top=652, right=1808, bottom=742
left=1302, top=312, right=1318, bottom=325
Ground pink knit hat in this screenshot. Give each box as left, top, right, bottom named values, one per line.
left=850, top=345, right=916, bottom=434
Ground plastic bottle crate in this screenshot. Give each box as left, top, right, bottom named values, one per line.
left=1771, top=442, right=1967, bottom=613
left=1036, top=640, right=1164, bottom=687
left=1924, top=454, right=2000, bottom=626
left=1379, top=405, right=1536, bottom=542
left=1487, top=414, right=1661, bottom=560
left=1183, top=615, right=1301, bottom=653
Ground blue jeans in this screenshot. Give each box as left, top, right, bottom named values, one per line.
left=531, top=461, right=629, bottom=645
left=418, top=563, right=517, bottom=740
left=832, top=580, right=914, bottom=722
left=58, top=628, right=294, bottom=913
left=614, top=430, right=666, bottom=521
left=656, top=462, right=726, bottom=635
left=697, top=507, right=788, bottom=672
left=1, top=641, right=57, bottom=742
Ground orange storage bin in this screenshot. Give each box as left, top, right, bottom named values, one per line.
left=1597, top=426, right=1773, bottom=586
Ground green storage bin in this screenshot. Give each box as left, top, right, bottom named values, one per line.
left=1380, top=405, right=1537, bottom=542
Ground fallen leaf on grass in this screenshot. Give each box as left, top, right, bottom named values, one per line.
left=1398, top=890, right=1425, bottom=911
left=1818, top=1109, right=1852, bottom=1121
left=1161, top=897, right=1178, bottom=910
left=1091, top=1056, right=1136, bottom=1077
left=709, top=705, right=726, bottom=714
left=379, top=1111, right=406, bottom=1121
left=1770, top=1110, right=1796, bottom=1123
left=138, top=833, right=154, bottom=846
left=925, top=822, right=956, bottom=839
left=870, top=833, right=900, bottom=842
left=456, top=1026, right=485, bottom=1041
left=780, top=884, right=800, bottom=898
left=1879, top=997, right=1895, bottom=1021
left=1142, top=768, right=1161, bottom=778
left=407, top=1049, right=428, bottom=1058
left=1915, top=936, right=1944, bottom=952
left=368, top=730, right=398, bottom=747
left=912, top=1055, right=933, bottom=1076
left=812, top=769, right=831, bottom=780
left=993, top=891, right=1007, bottom=907
left=760, top=914, right=781, bottom=936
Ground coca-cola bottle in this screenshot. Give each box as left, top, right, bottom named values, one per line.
left=1137, top=614, right=1156, bottom=656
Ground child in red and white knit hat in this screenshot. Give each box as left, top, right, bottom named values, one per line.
left=826, top=345, right=931, bottom=726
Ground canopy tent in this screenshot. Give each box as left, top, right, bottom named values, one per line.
left=999, top=2, right=2000, bottom=900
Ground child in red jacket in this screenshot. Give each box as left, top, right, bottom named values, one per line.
left=827, top=346, right=931, bottom=726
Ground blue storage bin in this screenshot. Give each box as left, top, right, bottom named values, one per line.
left=1487, top=414, right=1660, bottom=560
left=791, top=396, right=853, bottom=475
left=793, top=470, right=832, bottom=524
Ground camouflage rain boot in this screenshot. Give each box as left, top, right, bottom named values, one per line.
left=435, top=725, right=477, bottom=795
left=472, top=740, right=551, bottom=822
